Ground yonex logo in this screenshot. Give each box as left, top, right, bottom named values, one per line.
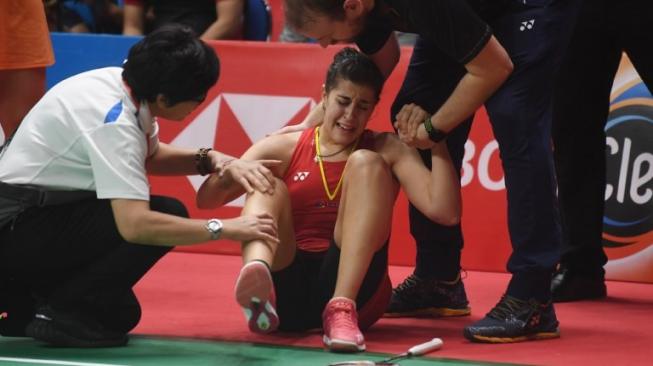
left=520, top=20, right=535, bottom=31
left=293, top=172, right=309, bottom=181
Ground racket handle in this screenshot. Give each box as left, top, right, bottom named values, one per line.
left=407, top=338, right=443, bottom=356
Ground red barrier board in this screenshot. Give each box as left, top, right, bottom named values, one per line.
left=150, top=42, right=651, bottom=283
left=150, top=41, right=512, bottom=274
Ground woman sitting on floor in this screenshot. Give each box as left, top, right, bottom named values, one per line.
left=197, top=48, right=461, bottom=353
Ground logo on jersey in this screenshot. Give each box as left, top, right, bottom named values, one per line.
left=315, top=200, right=338, bottom=209
left=293, top=172, right=310, bottom=181
left=603, top=64, right=653, bottom=251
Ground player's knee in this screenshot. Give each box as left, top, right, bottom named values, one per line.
left=347, top=150, right=389, bottom=178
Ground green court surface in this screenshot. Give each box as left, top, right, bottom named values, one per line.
left=0, top=336, right=508, bottom=366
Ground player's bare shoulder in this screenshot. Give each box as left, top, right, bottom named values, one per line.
left=247, top=131, right=301, bottom=162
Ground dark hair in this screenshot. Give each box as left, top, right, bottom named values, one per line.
left=325, top=47, right=384, bottom=100
left=285, top=0, right=345, bottom=30
left=122, top=25, right=220, bottom=106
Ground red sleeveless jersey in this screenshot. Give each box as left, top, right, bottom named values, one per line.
left=283, top=127, right=375, bottom=253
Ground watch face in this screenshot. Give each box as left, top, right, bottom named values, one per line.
left=208, top=220, right=222, bottom=231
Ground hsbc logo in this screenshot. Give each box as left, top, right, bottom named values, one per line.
left=168, top=93, right=316, bottom=206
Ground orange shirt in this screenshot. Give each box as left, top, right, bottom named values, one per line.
left=0, top=0, right=54, bottom=69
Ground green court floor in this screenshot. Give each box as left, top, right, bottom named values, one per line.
left=0, top=336, right=510, bottom=366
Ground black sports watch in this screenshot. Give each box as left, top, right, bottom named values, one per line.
left=423, top=115, right=448, bottom=143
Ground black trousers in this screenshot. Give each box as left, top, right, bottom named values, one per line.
left=0, top=195, right=185, bottom=336
left=391, top=0, right=580, bottom=301
left=552, top=0, right=653, bottom=276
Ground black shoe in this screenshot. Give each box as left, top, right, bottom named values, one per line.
left=551, top=267, right=607, bottom=302
left=384, top=274, right=471, bottom=318
left=25, top=305, right=128, bottom=347
left=463, top=295, right=560, bottom=343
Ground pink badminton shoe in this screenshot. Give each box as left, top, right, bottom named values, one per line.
left=234, top=261, right=279, bottom=334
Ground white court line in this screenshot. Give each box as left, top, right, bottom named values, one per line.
left=0, top=357, right=128, bottom=366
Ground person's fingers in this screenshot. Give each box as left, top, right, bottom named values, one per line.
left=257, top=166, right=276, bottom=192
left=257, top=214, right=277, bottom=237
left=258, top=216, right=277, bottom=229
left=239, top=176, right=254, bottom=194
left=396, top=118, right=407, bottom=138
left=395, top=105, right=409, bottom=129
left=397, top=104, right=419, bottom=142
left=408, top=109, right=424, bottom=139
left=246, top=171, right=270, bottom=193
left=259, top=233, right=280, bottom=245
left=256, top=212, right=275, bottom=220
left=258, top=159, right=283, bottom=166
left=260, top=223, right=277, bottom=237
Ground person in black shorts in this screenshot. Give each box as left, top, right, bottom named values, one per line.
left=551, top=0, right=653, bottom=302
left=280, top=0, right=580, bottom=343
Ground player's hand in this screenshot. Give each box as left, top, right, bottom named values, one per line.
left=394, top=103, right=434, bottom=149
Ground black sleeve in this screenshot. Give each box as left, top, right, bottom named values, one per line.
left=355, top=18, right=394, bottom=56
left=358, top=0, right=492, bottom=64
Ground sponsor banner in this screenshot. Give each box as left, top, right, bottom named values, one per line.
left=45, top=35, right=651, bottom=282
left=604, top=55, right=653, bottom=283
left=147, top=41, right=513, bottom=274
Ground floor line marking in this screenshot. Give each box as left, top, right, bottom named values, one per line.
left=0, top=357, right=129, bottom=366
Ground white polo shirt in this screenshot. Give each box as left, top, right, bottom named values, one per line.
left=0, top=67, right=159, bottom=201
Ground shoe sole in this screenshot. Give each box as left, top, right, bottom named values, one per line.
left=464, top=329, right=560, bottom=344
left=384, top=306, right=471, bottom=318
left=323, top=335, right=366, bottom=352
left=235, top=262, right=279, bottom=334
left=25, top=318, right=128, bottom=348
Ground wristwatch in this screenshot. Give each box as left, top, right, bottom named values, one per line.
left=424, top=115, right=448, bottom=143
left=205, top=218, right=223, bottom=240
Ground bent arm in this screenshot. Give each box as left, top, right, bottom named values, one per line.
left=197, top=133, right=294, bottom=208
left=383, top=134, right=461, bottom=225
left=111, top=199, right=216, bottom=246
left=430, top=36, right=512, bottom=134
left=367, top=33, right=401, bottom=80
left=200, top=0, right=244, bottom=40
left=111, top=199, right=279, bottom=246
left=145, top=142, right=235, bottom=176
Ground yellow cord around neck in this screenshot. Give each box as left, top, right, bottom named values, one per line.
left=314, top=126, right=360, bottom=201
